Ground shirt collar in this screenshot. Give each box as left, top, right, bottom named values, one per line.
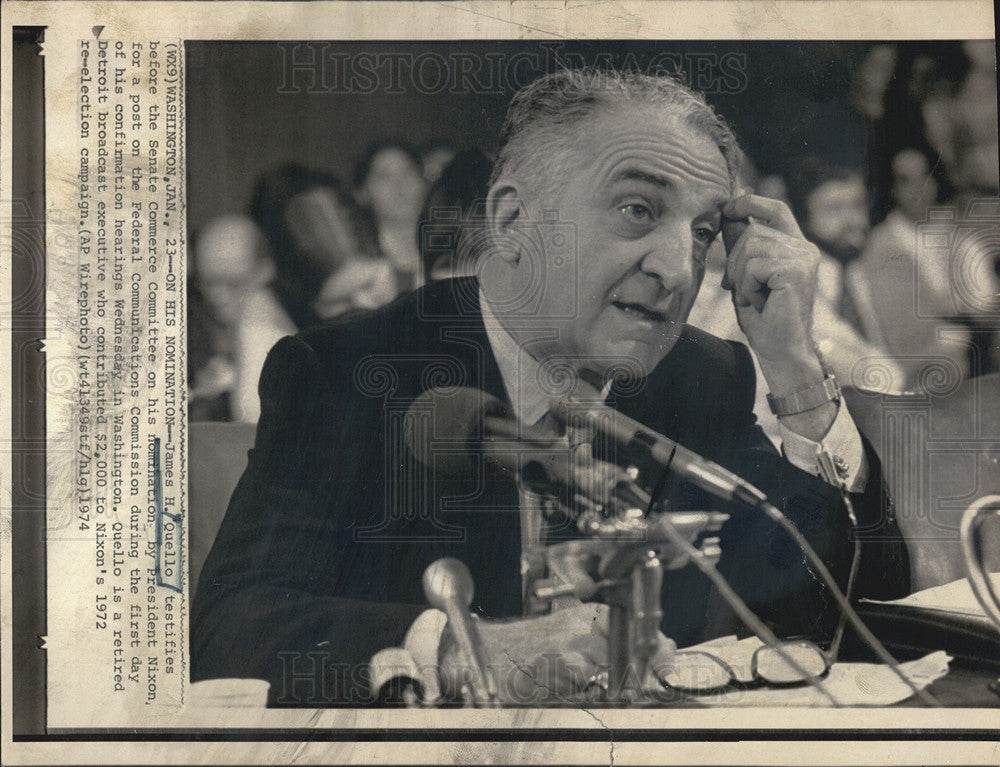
left=480, top=289, right=611, bottom=426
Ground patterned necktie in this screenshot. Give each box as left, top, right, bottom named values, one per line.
left=519, top=389, right=609, bottom=613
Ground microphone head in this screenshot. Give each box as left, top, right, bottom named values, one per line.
left=422, top=557, right=475, bottom=610
left=404, top=386, right=507, bottom=475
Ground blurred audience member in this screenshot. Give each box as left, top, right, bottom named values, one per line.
left=924, top=40, right=999, bottom=200
left=417, top=148, right=492, bottom=282
left=923, top=41, right=1000, bottom=375
left=788, top=159, right=868, bottom=325
left=754, top=174, right=790, bottom=208
left=354, top=141, right=429, bottom=294
left=787, top=44, right=894, bottom=205
left=787, top=157, right=907, bottom=389
left=188, top=214, right=272, bottom=421
left=420, top=141, right=458, bottom=186
left=234, top=163, right=395, bottom=421
left=849, top=43, right=898, bottom=122
left=854, top=148, right=971, bottom=386
left=872, top=42, right=964, bottom=222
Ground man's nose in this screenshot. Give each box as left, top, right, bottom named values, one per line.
left=639, top=225, right=696, bottom=291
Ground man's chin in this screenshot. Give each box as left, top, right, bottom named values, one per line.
left=586, top=334, right=680, bottom=380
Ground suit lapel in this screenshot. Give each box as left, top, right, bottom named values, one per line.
left=417, top=278, right=525, bottom=618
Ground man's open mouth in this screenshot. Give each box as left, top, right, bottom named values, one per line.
left=612, top=301, right=668, bottom=323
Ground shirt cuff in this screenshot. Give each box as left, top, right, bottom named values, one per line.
left=779, top=401, right=869, bottom=493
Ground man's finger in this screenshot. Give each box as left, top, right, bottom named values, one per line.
left=744, top=255, right=805, bottom=293
left=723, top=224, right=767, bottom=310
left=737, top=252, right=814, bottom=313
left=730, top=256, right=769, bottom=313
left=721, top=221, right=782, bottom=291
left=721, top=218, right=749, bottom=262
left=564, top=600, right=610, bottom=638
left=738, top=281, right=768, bottom=313
left=723, top=193, right=803, bottom=238
left=720, top=220, right=750, bottom=291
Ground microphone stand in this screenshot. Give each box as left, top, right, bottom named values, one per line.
left=604, top=551, right=662, bottom=702
left=527, top=507, right=729, bottom=704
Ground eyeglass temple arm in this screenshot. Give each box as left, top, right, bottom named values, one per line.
left=653, top=512, right=843, bottom=706
left=759, top=496, right=940, bottom=707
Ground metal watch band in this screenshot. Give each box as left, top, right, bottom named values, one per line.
left=766, top=374, right=842, bottom=416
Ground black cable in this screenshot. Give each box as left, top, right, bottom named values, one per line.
left=651, top=511, right=844, bottom=705
left=758, top=497, right=941, bottom=707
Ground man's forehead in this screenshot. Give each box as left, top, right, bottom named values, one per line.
left=574, top=107, right=732, bottom=196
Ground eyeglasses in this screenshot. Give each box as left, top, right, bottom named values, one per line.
left=659, top=638, right=833, bottom=691
left=662, top=487, right=863, bottom=693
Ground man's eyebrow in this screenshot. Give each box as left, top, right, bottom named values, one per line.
left=608, top=169, right=731, bottom=210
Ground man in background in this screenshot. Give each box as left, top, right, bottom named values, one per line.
left=786, top=158, right=907, bottom=392
left=188, top=214, right=273, bottom=421
left=855, top=148, right=971, bottom=388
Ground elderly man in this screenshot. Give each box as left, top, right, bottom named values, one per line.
left=192, top=69, right=909, bottom=706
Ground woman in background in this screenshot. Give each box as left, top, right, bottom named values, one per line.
left=417, top=147, right=493, bottom=282
left=353, top=141, right=429, bottom=294
left=233, top=163, right=396, bottom=421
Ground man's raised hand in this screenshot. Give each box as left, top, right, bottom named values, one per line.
left=721, top=193, right=821, bottom=370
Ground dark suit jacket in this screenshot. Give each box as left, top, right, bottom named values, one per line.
left=192, top=276, right=910, bottom=705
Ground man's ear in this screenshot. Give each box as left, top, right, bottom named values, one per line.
left=486, top=182, right=525, bottom=265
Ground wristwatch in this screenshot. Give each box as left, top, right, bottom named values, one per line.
left=766, top=374, right=842, bottom=417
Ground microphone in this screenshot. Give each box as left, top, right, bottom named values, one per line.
left=404, top=387, right=648, bottom=511
left=552, top=396, right=768, bottom=510
left=422, top=558, right=496, bottom=703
